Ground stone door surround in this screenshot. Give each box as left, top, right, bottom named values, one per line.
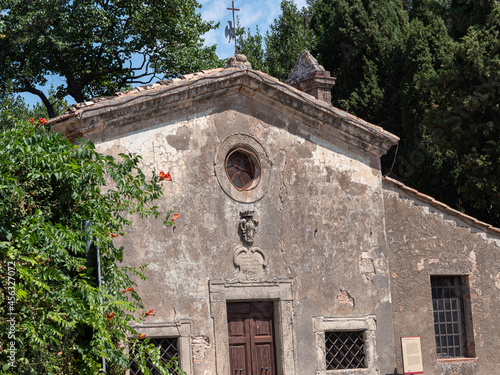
left=209, top=280, right=295, bottom=375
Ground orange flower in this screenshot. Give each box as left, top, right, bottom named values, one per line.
left=107, top=312, right=114, bottom=321
left=39, top=118, right=47, bottom=125
left=172, top=213, right=179, bottom=221
left=139, top=333, right=147, bottom=339
left=109, top=233, right=119, bottom=237
left=122, top=287, right=134, bottom=293
left=158, top=171, right=172, bottom=181
left=145, top=308, right=155, bottom=317
left=29, top=118, right=34, bottom=123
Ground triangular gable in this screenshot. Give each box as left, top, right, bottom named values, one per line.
left=49, top=61, right=398, bottom=156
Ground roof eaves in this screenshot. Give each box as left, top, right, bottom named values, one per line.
left=383, top=176, right=500, bottom=237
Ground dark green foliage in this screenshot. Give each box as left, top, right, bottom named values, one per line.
left=411, top=0, right=500, bottom=225
left=0, top=0, right=221, bottom=117
left=0, top=119, right=180, bottom=373
left=386, top=0, right=455, bottom=192
left=310, top=0, right=408, bottom=124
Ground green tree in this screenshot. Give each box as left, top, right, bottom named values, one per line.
left=236, top=22, right=267, bottom=73
left=0, top=0, right=220, bottom=118
left=0, top=91, right=29, bottom=132
left=0, top=118, right=180, bottom=373
left=236, top=0, right=316, bottom=82
left=385, top=0, right=455, bottom=190
left=310, top=0, right=408, bottom=123
left=413, top=0, right=500, bottom=225
left=1, top=86, right=68, bottom=131
left=265, top=0, right=317, bottom=81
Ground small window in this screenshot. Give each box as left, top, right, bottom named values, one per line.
left=325, top=331, right=366, bottom=370
left=431, top=276, right=471, bottom=358
left=129, top=337, right=180, bottom=375
left=314, top=315, right=377, bottom=374
left=225, top=148, right=261, bottom=191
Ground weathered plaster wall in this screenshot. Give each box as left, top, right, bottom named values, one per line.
left=383, top=184, right=500, bottom=375
left=92, top=93, right=396, bottom=375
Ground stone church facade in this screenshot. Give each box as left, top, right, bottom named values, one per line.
left=51, top=52, right=500, bottom=375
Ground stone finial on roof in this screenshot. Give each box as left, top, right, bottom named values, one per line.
left=224, top=54, right=252, bottom=69
left=286, top=50, right=336, bottom=105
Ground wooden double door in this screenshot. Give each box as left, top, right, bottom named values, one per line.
left=227, top=301, right=277, bottom=375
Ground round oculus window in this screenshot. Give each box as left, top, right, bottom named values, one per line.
left=225, top=148, right=261, bottom=191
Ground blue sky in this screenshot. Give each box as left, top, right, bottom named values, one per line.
left=22, top=0, right=307, bottom=108
left=200, top=0, right=307, bottom=59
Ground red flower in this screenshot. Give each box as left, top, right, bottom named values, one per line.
left=122, top=287, right=134, bottom=293
left=29, top=118, right=35, bottom=123
left=109, top=233, right=119, bottom=237
left=139, top=333, right=147, bottom=339
left=145, top=308, right=155, bottom=317
left=107, top=312, right=114, bottom=321
left=172, top=213, right=179, bottom=221
left=78, top=266, right=85, bottom=271
left=158, top=171, right=172, bottom=181
left=39, top=118, right=47, bottom=125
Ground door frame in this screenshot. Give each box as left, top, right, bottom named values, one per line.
left=209, top=280, right=295, bottom=375
left=227, top=301, right=277, bottom=375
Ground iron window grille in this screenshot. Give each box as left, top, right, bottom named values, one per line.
left=431, top=276, right=468, bottom=358
left=129, top=337, right=180, bottom=375
left=325, top=331, right=366, bottom=370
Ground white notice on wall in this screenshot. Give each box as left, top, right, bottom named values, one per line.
left=401, top=336, right=424, bottom=374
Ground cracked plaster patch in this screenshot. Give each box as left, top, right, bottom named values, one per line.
left=312, top=144, right=379, bottom=187
left=359, top=252, right=376, bottom=284
left=417, top=258, right=425, bottom=271
left=192, top=335, right=210, bottom=363
left=337, top=289, right=355, bottom=307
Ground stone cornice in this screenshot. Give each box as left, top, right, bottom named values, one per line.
left=49, top=68, right=399, bottom=156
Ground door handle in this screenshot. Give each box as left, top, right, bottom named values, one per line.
left=235, top=369, right=245, bottom=374
left=261, top=367, right=271, bottom=374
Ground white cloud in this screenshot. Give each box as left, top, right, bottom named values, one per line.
left=295, top=0, right=308, bottom=9
left=200, top=0, right=228, bottom=23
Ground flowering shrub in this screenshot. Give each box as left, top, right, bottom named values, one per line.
left=0, top=119, right=181, bottom=374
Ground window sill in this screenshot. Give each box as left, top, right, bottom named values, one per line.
left=317, top=369, right=369, bottom=375
left=437, top=357, right=477, bottom=363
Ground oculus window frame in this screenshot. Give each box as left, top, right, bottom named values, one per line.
left=215, top=133, right=272, bottom=203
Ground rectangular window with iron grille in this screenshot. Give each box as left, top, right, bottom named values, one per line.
left=431, top=276, right=471, bottom=358
left=129, top=337, right=180, bottom=375
left=325, top=331, right=366, bottom=370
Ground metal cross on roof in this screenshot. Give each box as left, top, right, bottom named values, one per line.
left=225, top=1, right=240, bottom=54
